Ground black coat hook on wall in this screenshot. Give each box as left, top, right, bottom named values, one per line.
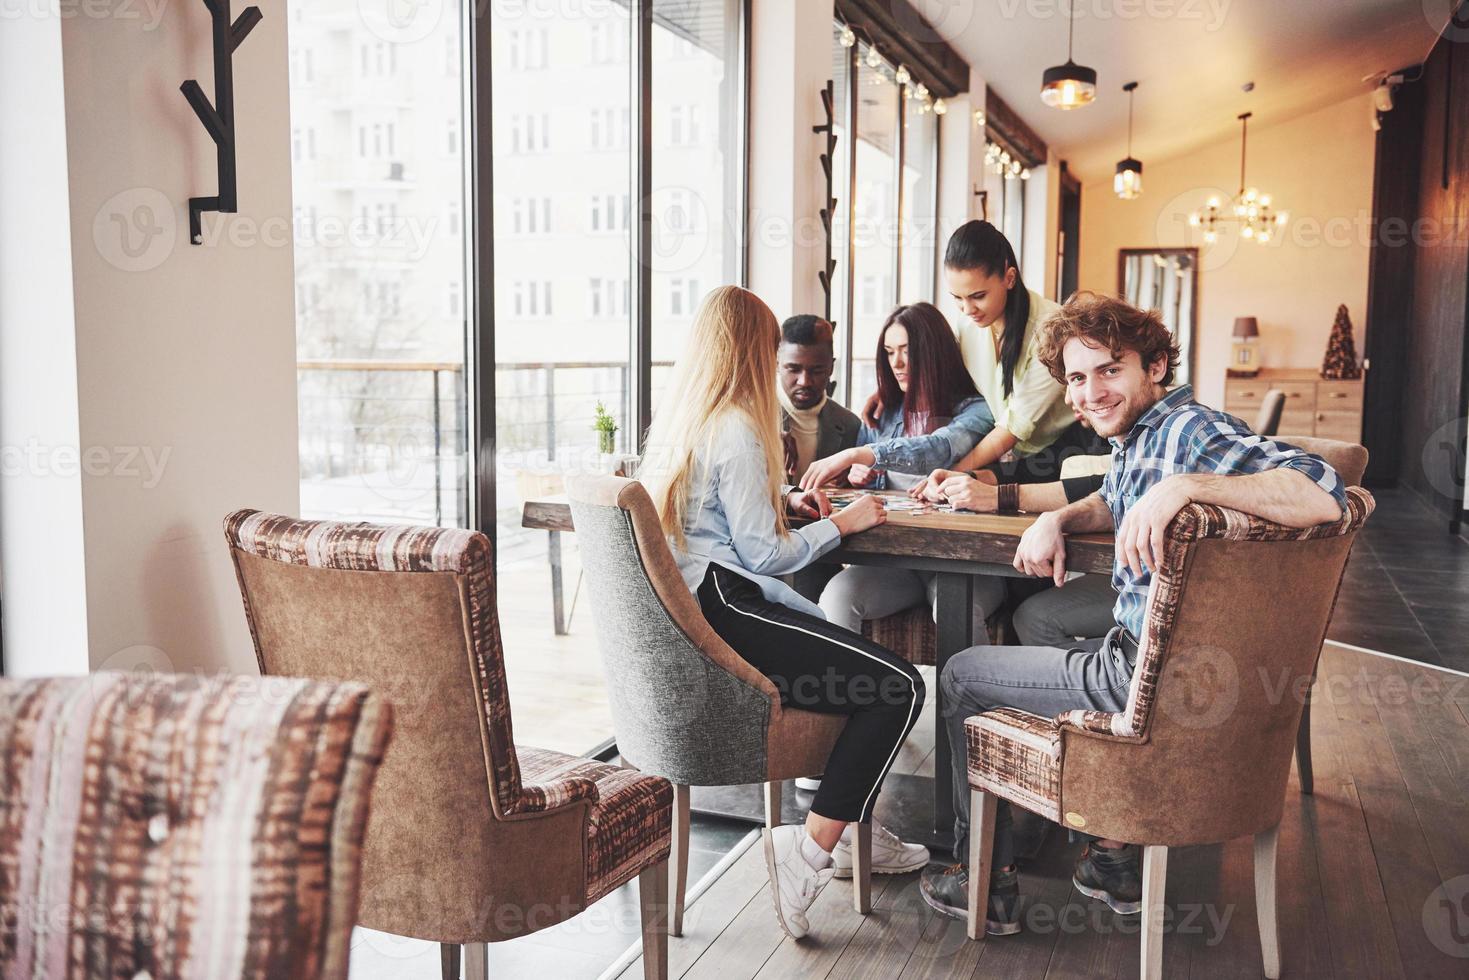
left=180, top=0, right=262, bottom=244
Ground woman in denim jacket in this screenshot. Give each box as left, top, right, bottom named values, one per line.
left=799, top=302, right=1007, bottom=632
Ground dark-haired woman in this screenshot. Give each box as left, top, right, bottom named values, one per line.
left=919, top=220, right=1106, bottom=487
left=800, top=302, right=1005, bottom=632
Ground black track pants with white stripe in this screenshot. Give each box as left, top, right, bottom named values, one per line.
left=697, top=563, right=926, bottom=824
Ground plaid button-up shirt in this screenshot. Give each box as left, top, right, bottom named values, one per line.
left=1097, top=384, right=1348, bottom=639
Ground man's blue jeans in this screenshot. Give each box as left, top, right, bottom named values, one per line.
left=941, top=627, right=1136, bottom=866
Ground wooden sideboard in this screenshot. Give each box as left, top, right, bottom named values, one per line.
left=1223, top=367, right=1364, bottom=443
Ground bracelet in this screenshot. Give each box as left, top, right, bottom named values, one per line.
left=997, top=482, right=1020, bottom=514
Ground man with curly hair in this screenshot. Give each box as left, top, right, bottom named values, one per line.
left=920, top=292, right=1349, bottom=934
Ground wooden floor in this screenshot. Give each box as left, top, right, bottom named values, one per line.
left=609, top=642, right=1469, bottom=980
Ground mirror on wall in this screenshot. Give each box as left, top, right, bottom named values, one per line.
left=1118, top=248, right=1198, bottom=386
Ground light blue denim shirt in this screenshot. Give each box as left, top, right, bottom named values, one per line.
left=857, top=396, right=995, bottom=488
left=666, top=413, right=842, bottom=619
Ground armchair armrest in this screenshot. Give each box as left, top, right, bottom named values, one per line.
left=1056, top=708, right=1147, bottom=743
left=516, top=774, right=600, bottom=814
left=510, top=745, right=601, bottom=816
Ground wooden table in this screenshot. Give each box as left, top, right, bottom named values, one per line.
left=521, top=493, right=1115, bottom=846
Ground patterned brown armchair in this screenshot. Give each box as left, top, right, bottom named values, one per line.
left=0, top=672, right=392, bottom=980
left=224, top=510, right=673, bottom=980
left=963, top=488, right=1374, bottom=979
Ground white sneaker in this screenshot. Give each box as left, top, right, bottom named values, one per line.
left=794, top=776, right=822, bottom=792
left=761, top=825, right=835, bottom=940
left=831, top=820, right=930, bottom=878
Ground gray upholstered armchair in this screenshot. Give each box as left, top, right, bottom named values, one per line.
left=566, top=474, right=874, bottom=936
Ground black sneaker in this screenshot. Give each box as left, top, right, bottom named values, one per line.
left=919, top=863, right=1021, bottom=936
left=1072, top=843, right=1142, bottom=915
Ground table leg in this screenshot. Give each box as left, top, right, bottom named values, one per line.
left=932, top=572, right=975, bottom=840
left=549, top=529, right=566, bottom=636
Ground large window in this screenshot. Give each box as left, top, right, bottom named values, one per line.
left=650, top=0, right=745, bottom=411
left=485, top=1, right=745, bottom=755
left=832, top=23, right=942, bottom=410
left=289, top=0, right=470, bottom=532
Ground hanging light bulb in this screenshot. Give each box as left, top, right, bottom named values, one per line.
left=1020, top=167, right=1032, bottom=181
left=895, top=64, right=911, bottom=86
left=839, top=25, right=855, bottom=48
left=865, top=45, right=882, bottom=69
left=974, top=109, right=986, bottom=128
left=1113, top=81, right=1144, bottom=200
left=914, top=82, right=929, bottom=102
left=933, top=97, right=947, bottom=116
left=1040, top=0, right=1097, bottom=109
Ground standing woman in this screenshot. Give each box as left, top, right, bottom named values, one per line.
left=927, top=220, right=1106, bottom=484
left=641, top=285, right=929, bottom=941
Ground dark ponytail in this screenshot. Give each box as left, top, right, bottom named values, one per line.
left=944, top=220, right=1030, bottom=399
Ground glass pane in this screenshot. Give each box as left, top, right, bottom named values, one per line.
left=899, top=96, right=938, bottom=305
left=850, top=43, right=899, bottom=406
left=830, top=23, right=853, bottom=405
left=650, top=0, right=743, bottom=412
left=491, top=5, right=632, bottom=754
left=289, top=3, right=469, bottom=529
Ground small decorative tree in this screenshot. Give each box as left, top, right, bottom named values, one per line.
left=593, top=401, right=618, bottom=455
left=1320, top=304, right=1362, bottom=379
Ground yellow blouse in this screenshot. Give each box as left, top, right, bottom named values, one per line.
left=953, top=289, right=1074, bottom=456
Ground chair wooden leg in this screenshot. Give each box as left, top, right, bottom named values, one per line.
left=764, top=780, right=781, bottom=828
left=1255, top=824, right=1281, bottom=979
left=463, top=943, right=488, bottom=980
left=1295, top=700, right=1314, bottom=795
left=670, top=784, right=691, bottom=938
left=965, top=788, right=996, bottom=941
left=853, top=821, right=872, bottom=914
left=640, top=860, right=670, bottom=980
left=1140, top=845, right=1168, bottom=980
left=440, top=943, right=460, bottom=980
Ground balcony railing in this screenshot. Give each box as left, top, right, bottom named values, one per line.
left=296, top=359, right=670, bottom=552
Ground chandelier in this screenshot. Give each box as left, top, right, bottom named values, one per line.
left=1188, top=112, right=1288, bottom=244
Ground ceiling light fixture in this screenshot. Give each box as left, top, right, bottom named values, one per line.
left=1188, top=111, right=1288, bottom=245
left=1114, top=81, right=1143, bottom=199
left=1040, top=0, right=1096, bottom=109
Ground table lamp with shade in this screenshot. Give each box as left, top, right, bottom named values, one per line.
left=1230, top=316, right=1261, bottom=376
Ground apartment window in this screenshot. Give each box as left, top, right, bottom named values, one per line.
left=588, top=277, right=630, bottom=318
left=446, top=282, right=462, bottom=318
left=668, top=104, right=701, bottom=146
left=360, top=42, right=395, bottom=77
left=447, top=200, right=461, bottom=237
left=665, top=189, right=696, bottom=233
left=447, top=118, right=459, bottom=155
left=588, top=193, right=629, bottom=233
left=510, top=113, right=550, bottom=154
left=668, top=278, right=700, bottom=316
left=512, top=280, right=554, bottom=318
left=507, top=28, right=549, bottom=70
left=513, top=197, right=552, bottom=235
left=590, top=107, right=631, bottom=150
left=589, top=22, right=626, bottom=64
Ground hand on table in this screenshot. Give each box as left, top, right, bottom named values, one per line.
left=830, top=492, right=886, bottom=537
left=1013, top=511, right=1069, bottom=587
left=785, top=488, right=833, bottom=520
left=941, top=475, right=998, bottom=513
left=846, top=463, right=878, bottom=488
left=908, top=468, right=956, bottom=502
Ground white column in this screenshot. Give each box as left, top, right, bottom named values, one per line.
left=935, top=67, right=987, bottom=298
left=0, top=10, right=90, bottom=676
left=746, top=0, right=836, bottom=320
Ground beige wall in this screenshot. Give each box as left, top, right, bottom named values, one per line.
left=1078, top=93, right=1376, bottom=409
left=54, top=7, right=300, bottom=675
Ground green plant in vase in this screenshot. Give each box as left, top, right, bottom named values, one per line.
left=593, top=401, right=619, bottom=456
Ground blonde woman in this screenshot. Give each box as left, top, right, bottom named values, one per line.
left=642, top=285, right=929, bottom=941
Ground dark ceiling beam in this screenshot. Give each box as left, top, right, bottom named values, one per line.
left=834, top=0, right=969, bottom=99
left=985, top=87, right=1048, bottom=167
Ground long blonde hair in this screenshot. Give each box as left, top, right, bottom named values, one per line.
left=642, top=285, right=788, bottom=548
